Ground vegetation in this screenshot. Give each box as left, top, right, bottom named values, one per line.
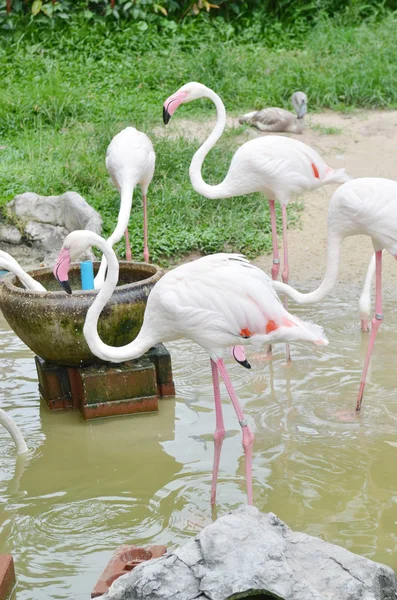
left=0, top=3, right=396, bottom=262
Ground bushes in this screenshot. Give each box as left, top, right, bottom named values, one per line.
left=1, top=0, right=396, bottom=27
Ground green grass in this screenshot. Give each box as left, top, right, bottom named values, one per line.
left=0, top=11, right=396, bottom=262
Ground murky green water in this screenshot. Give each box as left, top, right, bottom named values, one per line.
left=1, top=288, right=397, bottom=599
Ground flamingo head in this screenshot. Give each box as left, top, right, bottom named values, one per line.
left=292, top=91, right=308, bottom=119
left=163, top=82, right=209, bottom=124
left=53, top=231, right=91, bottom=295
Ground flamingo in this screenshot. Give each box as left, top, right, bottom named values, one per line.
left=94, top=127, right=156, bottom=289
left=162, top=82, right=349, bottom=287
left=53, top=230, right=328, bottom=505
left=162, top=82, right=349, bottom=359
left=239, top=91, right=308, bottom=134
left=272, top=178, right=397, bottom=411
left=0, top=250, right=45, bottom=292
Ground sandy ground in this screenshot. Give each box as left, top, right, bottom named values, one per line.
left=157, top=109, right=397, bottom=291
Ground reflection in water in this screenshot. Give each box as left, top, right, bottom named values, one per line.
left=1, top=291, right=397, bottom=599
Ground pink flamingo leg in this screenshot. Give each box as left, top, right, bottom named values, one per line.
left=267, top=199, right=280, bottom=358
left=281, top=204, right=291, bottom=362
left=356, top=250, right=383, bottom=412
left=143, top=194, right=149, bottom=263
left=217, top=358, right=254, bottom=505
left=268, top=199, right=280, bottom=281
left=125, top=228, right=132, bottom=262
left=210, top=359, right=225, bottom=505
left=281, top=204, right=289, bottom=285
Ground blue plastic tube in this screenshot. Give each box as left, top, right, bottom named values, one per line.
left=80, top=261, right=95, bottom=290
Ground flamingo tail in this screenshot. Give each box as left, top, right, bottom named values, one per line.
left=323, top=167, right=351, bottom=185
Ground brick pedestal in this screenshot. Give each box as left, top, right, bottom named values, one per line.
left=91, top=544, right=167, bottom=598
left=0, top=555, right=15, bottom=600
left=35, top=344, right=175, bottom=420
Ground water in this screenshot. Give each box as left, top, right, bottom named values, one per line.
left=1, top=290, right=397, bottom=599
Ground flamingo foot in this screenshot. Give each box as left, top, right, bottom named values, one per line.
left=361, top=319, right=369, bottom=332
left=334, top=410, right=359, bottom=422
left=143, top=248, right=149, bottom=263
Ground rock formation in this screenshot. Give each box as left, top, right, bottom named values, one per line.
left=101, top=505, right=397, bottom=600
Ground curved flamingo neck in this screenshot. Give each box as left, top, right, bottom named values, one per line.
left=0, top=408, right=28, bottom=454
left=94, top=181, right=135, bottom=289
left=189, top=88, right=229, bottom=199
left=1, top=259, right=45, bottom=292
left=83, top=234, right=155, bottom=363
left=273, top=232, right=342, bottom=303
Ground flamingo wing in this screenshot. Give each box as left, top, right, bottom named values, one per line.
left=146, top=254, right=327, bottom=349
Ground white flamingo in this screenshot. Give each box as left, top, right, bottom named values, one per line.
left=0, top=250, right=45, bottom=292
left=54, top=230, right=328, bottom=505
left=163, top=82, right=348, bottom=359
left=272, top=178, right=397, bottom=411
left=94, top=127, right=156, bottom=289
left=162, top=82, right=349, bottom=287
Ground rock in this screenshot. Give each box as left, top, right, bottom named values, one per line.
left=0, top=224, right=21, bottom=245
left=102, top=506, right=397, bottom=600
left=0, top=191, right=102, bottom=267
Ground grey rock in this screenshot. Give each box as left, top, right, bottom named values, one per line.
left=0, top=191, right=102, bottom=268
left=102, top=506, right=397, bottom=600
left=0, top=224, right=22, bottom=245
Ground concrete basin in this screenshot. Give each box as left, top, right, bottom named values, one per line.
left=0, top=261, right=162, bottom=366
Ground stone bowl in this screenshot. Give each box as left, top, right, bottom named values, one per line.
left=0, top=261, right=163, bottom=367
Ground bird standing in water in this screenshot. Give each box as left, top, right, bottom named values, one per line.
left=272, top=178, right=397, bottom=411
left=54, top=231, right=328, bottom=505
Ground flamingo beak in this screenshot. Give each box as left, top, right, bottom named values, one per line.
left=53, top=247, right=72, bottom=294
left=163, top=90, right=189, bottom=125
left=232, top=346, right=251, bottom=369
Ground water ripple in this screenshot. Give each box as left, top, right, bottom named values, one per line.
left=2, top=295, right=397, bottom=598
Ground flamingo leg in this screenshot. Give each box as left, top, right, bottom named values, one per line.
left=216, top=359, right=254, bottom=505
left=268, top=199, right=280, bottom=281
left=356, top=250, right=383, bottom=411
left=267, top=199, right=280, bottom=358
left=281, top=204, right=289, bottom=285
left=281, top=204, right=291, bottom=362
left=210, top=359, right=225, bottom=505
left=143, top=194, right=149, bottom=263
left=125, top=228, right=132, bottom=262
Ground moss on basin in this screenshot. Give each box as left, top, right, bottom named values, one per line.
left=0, top=261, right=163, bottom=366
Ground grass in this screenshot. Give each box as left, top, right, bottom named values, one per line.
left=309, top=123, right=343, bottom=135
left=0, top=11, right=396, bottom=262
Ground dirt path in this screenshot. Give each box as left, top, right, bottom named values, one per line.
left=158, top=110, right=397, bottom=291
